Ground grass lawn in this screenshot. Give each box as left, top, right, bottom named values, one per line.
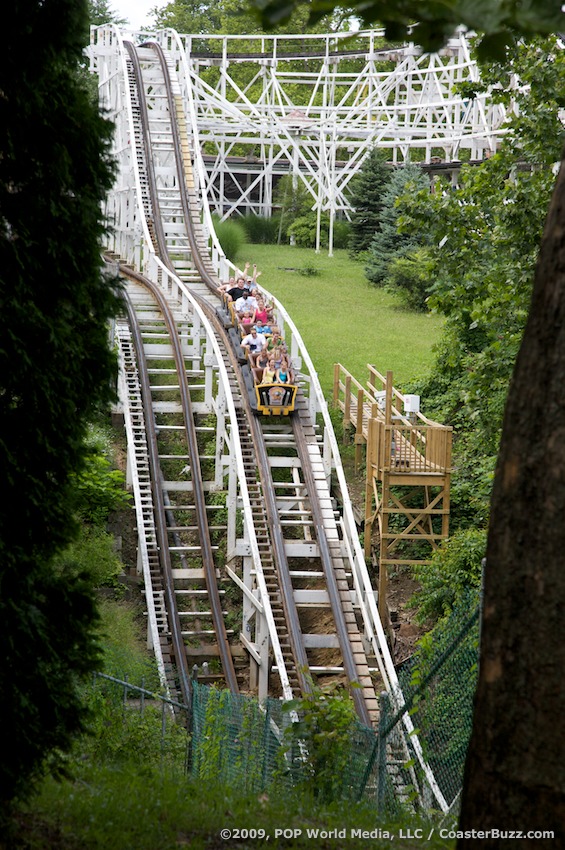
left=243, top=244, right=444, bottom=400
left=15, top=766, right=455, bottom=850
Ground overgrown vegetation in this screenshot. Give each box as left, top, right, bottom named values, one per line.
left=14, top=764, right=455, bottom=849
left=0, top=0, right=121, bottom=817
left=340, top=36, right=564, bottom=640
left=212, top=214, right=247, bottom=262
left=406, top=35, right=563, bottom=537
left=280, top=676, right=361, bottom=803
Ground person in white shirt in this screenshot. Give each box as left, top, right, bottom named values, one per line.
left=235, top=291, right=257, bottom=315
left=241, top=327, right=267, bottom=365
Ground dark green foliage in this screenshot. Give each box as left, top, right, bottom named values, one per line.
left=403, top=37, right=563, bottom=531
left=81, top=680, right=188, bottom=769
left=386, top=247, right=433, bottom=311
left=285, top=210, right=350, bottom=250
left=240, top=213, right=279, bottom=244
left=410, top=529, right=486, bottom=624
left=365, top=163, right=430, bottom=288
left=297, top=262, right=320, bottom=277
left=347, top=148, right=391, bottom=256
left=54, top=526, right=124, bottom=590
left=288, top=213, right=325, bottom=248
left=0, top=0, right=120, bottom=811
left=72, top=452, right=131, bottom=526
left=280, top=676, right=360, bottom=803
left=251, top=0, right=564, bottom=61
left=332, top=219, right=352, bottom=250
left=212, top=215, right=247, bottom=261
left=88, top=0, right=127, bottom=26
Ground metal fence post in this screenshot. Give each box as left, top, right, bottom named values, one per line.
left=376, top=691, right=390, bottom=812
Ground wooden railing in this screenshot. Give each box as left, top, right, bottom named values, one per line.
left=333, top=363, right=452, bottom=475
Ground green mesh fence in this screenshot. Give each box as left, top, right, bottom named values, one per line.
left=89, top=601, right=480, bottom=814
left=189, top=599, right=480, bottom=812
left=188, top=681, right=381, bottom=804
left=395, top=597, right=480, bottom=812
left=86, top=673, right=192, bottom=776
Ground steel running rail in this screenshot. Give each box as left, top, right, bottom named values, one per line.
left=122, top=265, right=239, bottom=693
left=126, top=37, right=314, bottom=701
left=97, top=26, right=449, bottom=811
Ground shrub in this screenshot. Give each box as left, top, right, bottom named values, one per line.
left=72, top=453, right=131, bottom=526
left=297, top=262, right=320, bottom=277
left=332, top=219, right=352, bottom=249
left=386, top=247, right=433, bottom=311
left=288, top=214, right=321, bottom=248
left=279, top=676, right=359, bottom=803
left=53, top=526, right=123, bottom=589
left=212, top=216, right=247, bottom=261
left=409, top=528, right=486, bottom=623
left=288, top=216, right=349, bottom=250
left=240, top=214, right=279, bottom=244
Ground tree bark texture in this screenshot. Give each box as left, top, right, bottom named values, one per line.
left=458, top=159, right=565, bottom=846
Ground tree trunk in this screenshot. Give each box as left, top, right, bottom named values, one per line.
left=458, top=158, right=565, bottom=845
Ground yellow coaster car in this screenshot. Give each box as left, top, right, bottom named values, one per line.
left=255, top=382, right=297, bottom=416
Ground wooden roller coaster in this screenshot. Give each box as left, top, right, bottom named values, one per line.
left=92, top=28, right=453, bottom=812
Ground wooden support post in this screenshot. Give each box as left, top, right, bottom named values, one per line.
left=355, top=388, right=365, bottom=469
left=333, top=362, right=340, bottom=407
left=344, top=374, right=352, bottom=442
left=365, top=416, right=375, bottom=558
left=378, top=378, right=393, bottom=626
left=367, top=364, right=376, bottom=397
left=378, top=473, right=390, bottom=626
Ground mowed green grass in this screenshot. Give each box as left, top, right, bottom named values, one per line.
left=244, top=244, right=444, bottom=398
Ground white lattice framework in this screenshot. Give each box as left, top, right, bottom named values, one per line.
left=86, top=25, right=476, bottom=810
left=90, top=25, right=508, bottom=253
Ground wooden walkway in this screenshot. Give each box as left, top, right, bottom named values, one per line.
left=333, top=364, right=451, bottom=477
left=333, top=365, right=452, bottom=624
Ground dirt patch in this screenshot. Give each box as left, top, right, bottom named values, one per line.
left=387, top=571, right=426, bottom=666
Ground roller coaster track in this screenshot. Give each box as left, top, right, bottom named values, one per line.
left=96, top=28, right=450, bottom=810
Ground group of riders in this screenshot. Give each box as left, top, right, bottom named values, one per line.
left=220, top=262, right=295, bottom=388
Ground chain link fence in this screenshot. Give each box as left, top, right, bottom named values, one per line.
left=395, top=597, right=480, bottom=812
left=89, top=599, right=479, bottom=814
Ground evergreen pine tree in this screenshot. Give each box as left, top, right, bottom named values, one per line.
left=365, top=163, right=429, bottom=287
left=88, top=0, right=127, bottom=26
left=347, top=148, right=391, bottom=255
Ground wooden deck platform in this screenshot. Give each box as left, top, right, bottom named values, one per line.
left=333, top=365, right=452, bottom=626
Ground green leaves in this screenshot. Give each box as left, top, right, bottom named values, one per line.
left=0, top=0, right=122, bottom=812
left=364, top=163, right=431, bottom=294
left=249, top=0, right=565, bottom=60
left=410, top=529, right=486, bottom=623
left=348, top=149, right=391, bottom=257
left=400, top=37, right=563, bottom=531
left=281, top=674, right=360, bottom=803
